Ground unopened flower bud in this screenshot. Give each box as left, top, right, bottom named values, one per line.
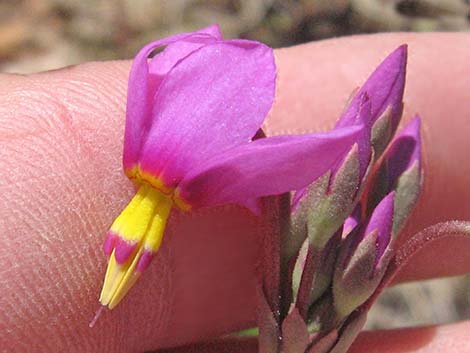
left=366, top=116, right=422, bottom=233
left=333, top=192, right=395, bottom=319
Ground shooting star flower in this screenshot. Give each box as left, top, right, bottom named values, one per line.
left=95, top=25, right=363, bottom=317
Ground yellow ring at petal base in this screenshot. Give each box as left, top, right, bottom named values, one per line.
left=125, top=165, right=192, bottom=211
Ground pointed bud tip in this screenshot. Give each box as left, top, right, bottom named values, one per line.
left=371, top=44, right=407, bottom=83
left=390, top=44, right=408, bottom=66
left=401, top=115, right=421, bottom=137
left=336, top=44, right=408, bottom=143
left=396, top=43, right=408, bottom=55
left=380, top=191, right=395, bottom=210
left=367, top=191, right=395, bottom=233
left=366, top=192, right=395, bottom=260
left=343, top=204, right=362, bottom=237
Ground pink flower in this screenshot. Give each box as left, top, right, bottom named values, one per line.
left=97, top=25, right=362, bottom=311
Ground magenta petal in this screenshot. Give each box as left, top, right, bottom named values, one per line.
left=293, top=94, right=372, bottom=210
left=139, top=40, right=276, bottom=187
left=337, top=45, right=407, bottom=133
left=123, top=28, right=221, bottom=170
left=148, top=25, right=222, bottom=79
left=178, top=125, right=363, bottom=208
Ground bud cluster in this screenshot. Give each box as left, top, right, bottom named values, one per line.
left=257, top=45, right=424, bottom=353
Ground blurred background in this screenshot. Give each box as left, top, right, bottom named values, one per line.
left=0, top=0, right=469, bottom=330
left=1, top=0, right=469, bottom=73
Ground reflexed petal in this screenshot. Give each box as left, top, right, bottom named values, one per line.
left=337, top=45, right=407, bottom=133
left=292, top=93, right=370, bottom=211
left=178, top=126, right=363, bottom=208
left=139, top=40, right=276, bottom=187
left=123, top=27, right=221, bottom=171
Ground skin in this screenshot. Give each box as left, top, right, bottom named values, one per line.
left=0, top=33, right=469, bottom=353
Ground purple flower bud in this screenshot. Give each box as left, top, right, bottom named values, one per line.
left=337, top=45, right=407, bottom=163
left=292, top=45, right=407, bottom=239
left=338, top=45, right=407, bottom=135
left=386, top=116, right=422, bottom=190
left=333, top=192, right=395, bottom=319
left=366, top=116, right=422, bottom=232
left=387, top=116, right=423, bottom=232
left=364, top=191, right=395, bottom=263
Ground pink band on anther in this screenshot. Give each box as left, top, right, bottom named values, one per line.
left=114, top=238, right=137, bottom=264
left=102, top=232, right=117, bottom=257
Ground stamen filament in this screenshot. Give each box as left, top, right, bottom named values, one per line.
left=89, top=305, right=106, bottom=328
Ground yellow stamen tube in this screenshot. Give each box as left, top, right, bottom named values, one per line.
left=99, top=184, right=173, bottom=310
